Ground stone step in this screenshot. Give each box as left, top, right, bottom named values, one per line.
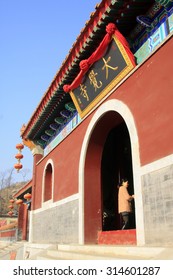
left=27, top=243, right=173, bottom=260
left=25, top=242, right=173, bottom=260
left=56, top=244, right=163, bottom=259
left=0, top=241, right=25, bottom=259
left=45, top=249, right=119, bottom=260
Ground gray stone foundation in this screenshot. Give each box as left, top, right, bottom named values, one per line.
left=142, top=164, right=173, bottom=245
left=31, top=199, right=79, bottom=244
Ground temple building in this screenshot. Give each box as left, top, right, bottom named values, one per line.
left=16, top=0, right=173, bottom=247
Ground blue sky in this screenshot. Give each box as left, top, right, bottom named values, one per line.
left=0, top=0, right=99, bottom=182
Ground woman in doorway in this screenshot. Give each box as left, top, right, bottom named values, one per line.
left=118, top=178, right=135, bottom=230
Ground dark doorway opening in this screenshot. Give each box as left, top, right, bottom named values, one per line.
left=101, top=121, right=136, bottom=231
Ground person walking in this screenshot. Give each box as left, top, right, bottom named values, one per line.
left=118, top=178, right=135, bottom=230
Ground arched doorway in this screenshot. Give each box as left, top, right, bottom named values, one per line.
left=79, top=99, right=144, bottom=245
left=83, top=110, right=135, bottom=243
left=101, top=122, right=135, bottom=232
left=44, top=163, right=53, bottom=202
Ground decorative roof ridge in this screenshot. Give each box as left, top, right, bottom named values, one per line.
left=21, top=0, right=157, bottom=139
left=13, top=179, right=32, bottom=198
left=21, top=0, right=111, bottom=139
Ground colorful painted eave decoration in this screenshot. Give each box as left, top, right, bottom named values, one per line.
left=63, top=23, right=136, bottom=118
left=21, top=0, right=155, bottom=140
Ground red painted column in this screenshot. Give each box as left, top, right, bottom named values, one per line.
left=17, top=203, right=25, bottom=240
left=22, top=204, right=28, bottom=240
left=31, top=146, right=44, bottom=211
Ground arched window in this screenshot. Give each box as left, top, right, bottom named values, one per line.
left=44, top=163, right=53, bottom=202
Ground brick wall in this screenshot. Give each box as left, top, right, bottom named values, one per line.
left=31, top=199, right=79, bottom=244
left=142, top=164, right=173, bottom=245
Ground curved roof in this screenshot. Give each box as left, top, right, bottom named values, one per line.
left=21, top=0, right=156, bottom=143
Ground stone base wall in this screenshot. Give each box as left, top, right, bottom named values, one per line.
left=30, top=163, right=173, bottom=246
left=31, top=199, right=79, bottom=244
left=142, top=164, right=173, bottom=245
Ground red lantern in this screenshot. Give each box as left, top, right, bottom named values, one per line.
left=15, top=143, right=24, bottom=172
left=15, top=153, right=23, bottom=160
left=8, top=205, right=14, bottom=209
left=9, top=199, right=15, bottom=204
left=16, top=143, right=24, bottom=152
left=14, top=163, right=23, bottom=172
left=15, top=199, right=23, bottom=206
left=8, top=211, right=13, bottom=216
left=24, top=193, right=32, bottom=201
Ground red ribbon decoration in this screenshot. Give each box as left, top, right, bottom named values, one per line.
left=63, top=23, right=136, bottom=93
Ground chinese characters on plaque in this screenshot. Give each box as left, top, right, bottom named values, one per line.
left=70, top=35, right=135, bottom=118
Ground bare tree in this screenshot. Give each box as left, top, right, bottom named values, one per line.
left=0, top=171, right=6, bottom=190
left=20, top=168, right=31, bottom=181
left=0, top=167, right=31, bottom=214
left=0, top=168, right=14, bottom=190
left=5, top=168, right=14, bottom=188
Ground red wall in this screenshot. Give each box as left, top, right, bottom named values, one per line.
left=0, top=229, right=16, bottom=238
left=114, top=37, right=173, bottom=166
left=33, top=117, right=91, bottom=209
left=33, top=37, right=173, bottom=211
